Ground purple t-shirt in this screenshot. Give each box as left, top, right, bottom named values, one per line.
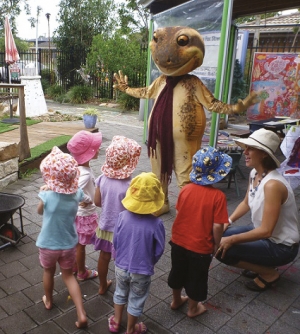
left=96, top=174, right=131, bottom=232
left=113, top=210, right=165, bottom=276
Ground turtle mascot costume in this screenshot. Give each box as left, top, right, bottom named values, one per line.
left=114, top=26, right=257, bottom=216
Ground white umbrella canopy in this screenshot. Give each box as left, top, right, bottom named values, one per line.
left=5, top=16, right=20, bottom=67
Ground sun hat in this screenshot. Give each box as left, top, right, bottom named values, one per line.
left=101, top=135, right=141, bottom=179
left=234, top=128, right=281, bottom=167
left=122, top=172, right=165, bottom=214
left=67, top=130, right=102, bottom=165
left=40, top=146, right=79, bottom=194
left=189, top=147, right=232, bottom=185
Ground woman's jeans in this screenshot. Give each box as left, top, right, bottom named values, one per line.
left=216, top=225, right=299, bottom=267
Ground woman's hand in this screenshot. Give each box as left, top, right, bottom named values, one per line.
left=215, top=236, right=234, bottom=258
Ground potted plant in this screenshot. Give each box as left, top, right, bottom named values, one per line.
left=83, top=108, right=98, bottom=129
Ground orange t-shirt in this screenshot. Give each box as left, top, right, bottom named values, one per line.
left=171, top=183, right=228, bottom=254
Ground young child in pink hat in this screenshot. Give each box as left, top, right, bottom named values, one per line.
left=37, top=146, right=87, bottom=329
left=92, top=135, right=141, bottom=296
left=67, top=130, right=102, bottom=281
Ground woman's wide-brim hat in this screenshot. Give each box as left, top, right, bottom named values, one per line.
left=122, top=172, right=165, bottom=214
left=40, top=146, right=79, bottom=194
left=101, top=135, right=141, bottom=179
left=234, top=128, right=281, bottom=167
left=67, top=130, right=102, bottom=165
left=190, top=147, right=232, bottom=185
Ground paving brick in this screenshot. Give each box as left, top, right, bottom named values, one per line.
left=145, top=301, right=185, bottom=329
left=0, top=291, right=33, bottom=315
left=0, top=275, right=31, bottom=295
left=26, top=321, right=66, bottom=334
left=0, top=311, right=36, bottom=333
left=171, top=317, right=214, bottom=334
left=83, top=297, right=113, bottom=321
left=0, top=260, right=28, bottom=278
left=225, top=311, right=269, bottom=333
left=24, top=301, right=62, bottom=325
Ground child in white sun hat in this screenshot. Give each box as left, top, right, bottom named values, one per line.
left=36, top=146, right=87, bottom=329
left=92, top=135, right=141, bottom=296
left=108, top=172, right=165, bottom=334
left=67, top=130, right=102, bottom=282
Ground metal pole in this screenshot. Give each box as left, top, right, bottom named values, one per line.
left=46, top=13, right=51, bottom=84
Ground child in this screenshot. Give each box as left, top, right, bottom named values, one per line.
left=108, top=172, right=165, bottom=334
left=67, top=130, right=102, bottom=281
left=36, top=146, right=87, bottom=329
left=93, top=135, right=141, bottom=295
left=168, top=147, right=232, bottom=318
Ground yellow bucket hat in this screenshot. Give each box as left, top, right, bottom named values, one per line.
left=122, top=172, right=165, bottom=214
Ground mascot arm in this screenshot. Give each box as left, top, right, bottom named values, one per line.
left=196, top=78, right=258, bottom=114
left=113, top=70, right=162, bottom=99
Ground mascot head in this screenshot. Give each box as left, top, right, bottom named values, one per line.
left=149, top=26, right=205, bottom=77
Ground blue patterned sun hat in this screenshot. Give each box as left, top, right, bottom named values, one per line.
left=190, top=147, right=232, bottom=185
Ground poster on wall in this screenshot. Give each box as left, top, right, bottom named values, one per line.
left=247, top=52, right=300, bottom=121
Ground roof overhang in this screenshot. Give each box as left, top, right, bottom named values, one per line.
left=138, top=0, right=300, bottom=19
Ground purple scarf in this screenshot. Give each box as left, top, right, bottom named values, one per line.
left=147, top=76, right=183, bottom=182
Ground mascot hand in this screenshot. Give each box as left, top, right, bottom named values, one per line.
left=113, top=70, right=129, bottom=92
left=233, top=91, right=259, bottom=113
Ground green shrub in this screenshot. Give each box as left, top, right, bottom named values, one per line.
left=117, top=92, right=139, bottom=111
left=66, top=85, right=93, bottom=104
left=47, top=84, right=64, bottom=99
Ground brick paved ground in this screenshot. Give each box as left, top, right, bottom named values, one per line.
left=0, top=106, right=300, bottom=333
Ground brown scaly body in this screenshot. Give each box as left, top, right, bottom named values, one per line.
left=114, top=26, right=257, bottom=216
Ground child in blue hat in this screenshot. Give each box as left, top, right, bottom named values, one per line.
left=168, top=147, right=232, bottom=317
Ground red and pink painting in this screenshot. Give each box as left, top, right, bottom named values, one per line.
left=247, top=52, right=300, bottom=121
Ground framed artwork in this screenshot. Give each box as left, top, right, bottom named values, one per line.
left=247, top=52, right=300, bottom=120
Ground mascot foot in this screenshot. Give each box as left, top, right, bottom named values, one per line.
left=153, top=203, right=170, bottom=217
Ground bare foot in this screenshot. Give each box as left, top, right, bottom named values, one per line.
left=187, top=302, right=207, bottom=318
left=75, top=314, right=88, bottom=328
left=98, top=280, right=112, bottom=295
left=42, top=295, right=52, bottom=310
left=171, top=296, right=188, bottom=310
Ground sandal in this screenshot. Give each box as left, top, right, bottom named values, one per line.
left=245, top=275, right=280, bottom=292
left=108, top=315, right=120, bottom=333
left=125, top=322, right=147, bottom=334
left=241, top=269, right=258, bottom=279
left=73, top=265, right=88, bottom=275
left=77, top=269, right=98, bottom=281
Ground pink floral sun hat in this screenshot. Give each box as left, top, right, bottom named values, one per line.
left=101, top=136, right=142, bottom=179
left=40, top=146, right=80, bottom=194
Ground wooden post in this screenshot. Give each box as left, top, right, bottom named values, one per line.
left=18, top=86, right=31, bottom=160
left=0, top=84, right=31, bottom=160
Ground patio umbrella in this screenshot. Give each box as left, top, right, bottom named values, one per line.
left=3, top=16, right=20, bottom=122
left=5, top=16, right=20, bottom=67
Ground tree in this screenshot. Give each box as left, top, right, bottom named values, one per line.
left=0, top=0, right=30, bottom=32
left=117, top=0, right=149, bottom=44
left=231, top=59, right=247, bottom=104
left=54, top=0, right=117, bottom=51
left=53, top=0, right=117, bottom=87
left=87, top=32, right=147, bottom=83
left=0, top=36, right=29, bottom=52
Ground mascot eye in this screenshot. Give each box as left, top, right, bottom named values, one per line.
left=177, top=35, right=189, bottom=46
left=153, top=31, right=158, bottom=43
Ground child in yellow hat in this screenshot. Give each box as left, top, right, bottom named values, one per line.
left=108, top=172, right=165, bottom=334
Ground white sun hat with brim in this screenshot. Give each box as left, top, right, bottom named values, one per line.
left=234, top=128, right=281, bottom=168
